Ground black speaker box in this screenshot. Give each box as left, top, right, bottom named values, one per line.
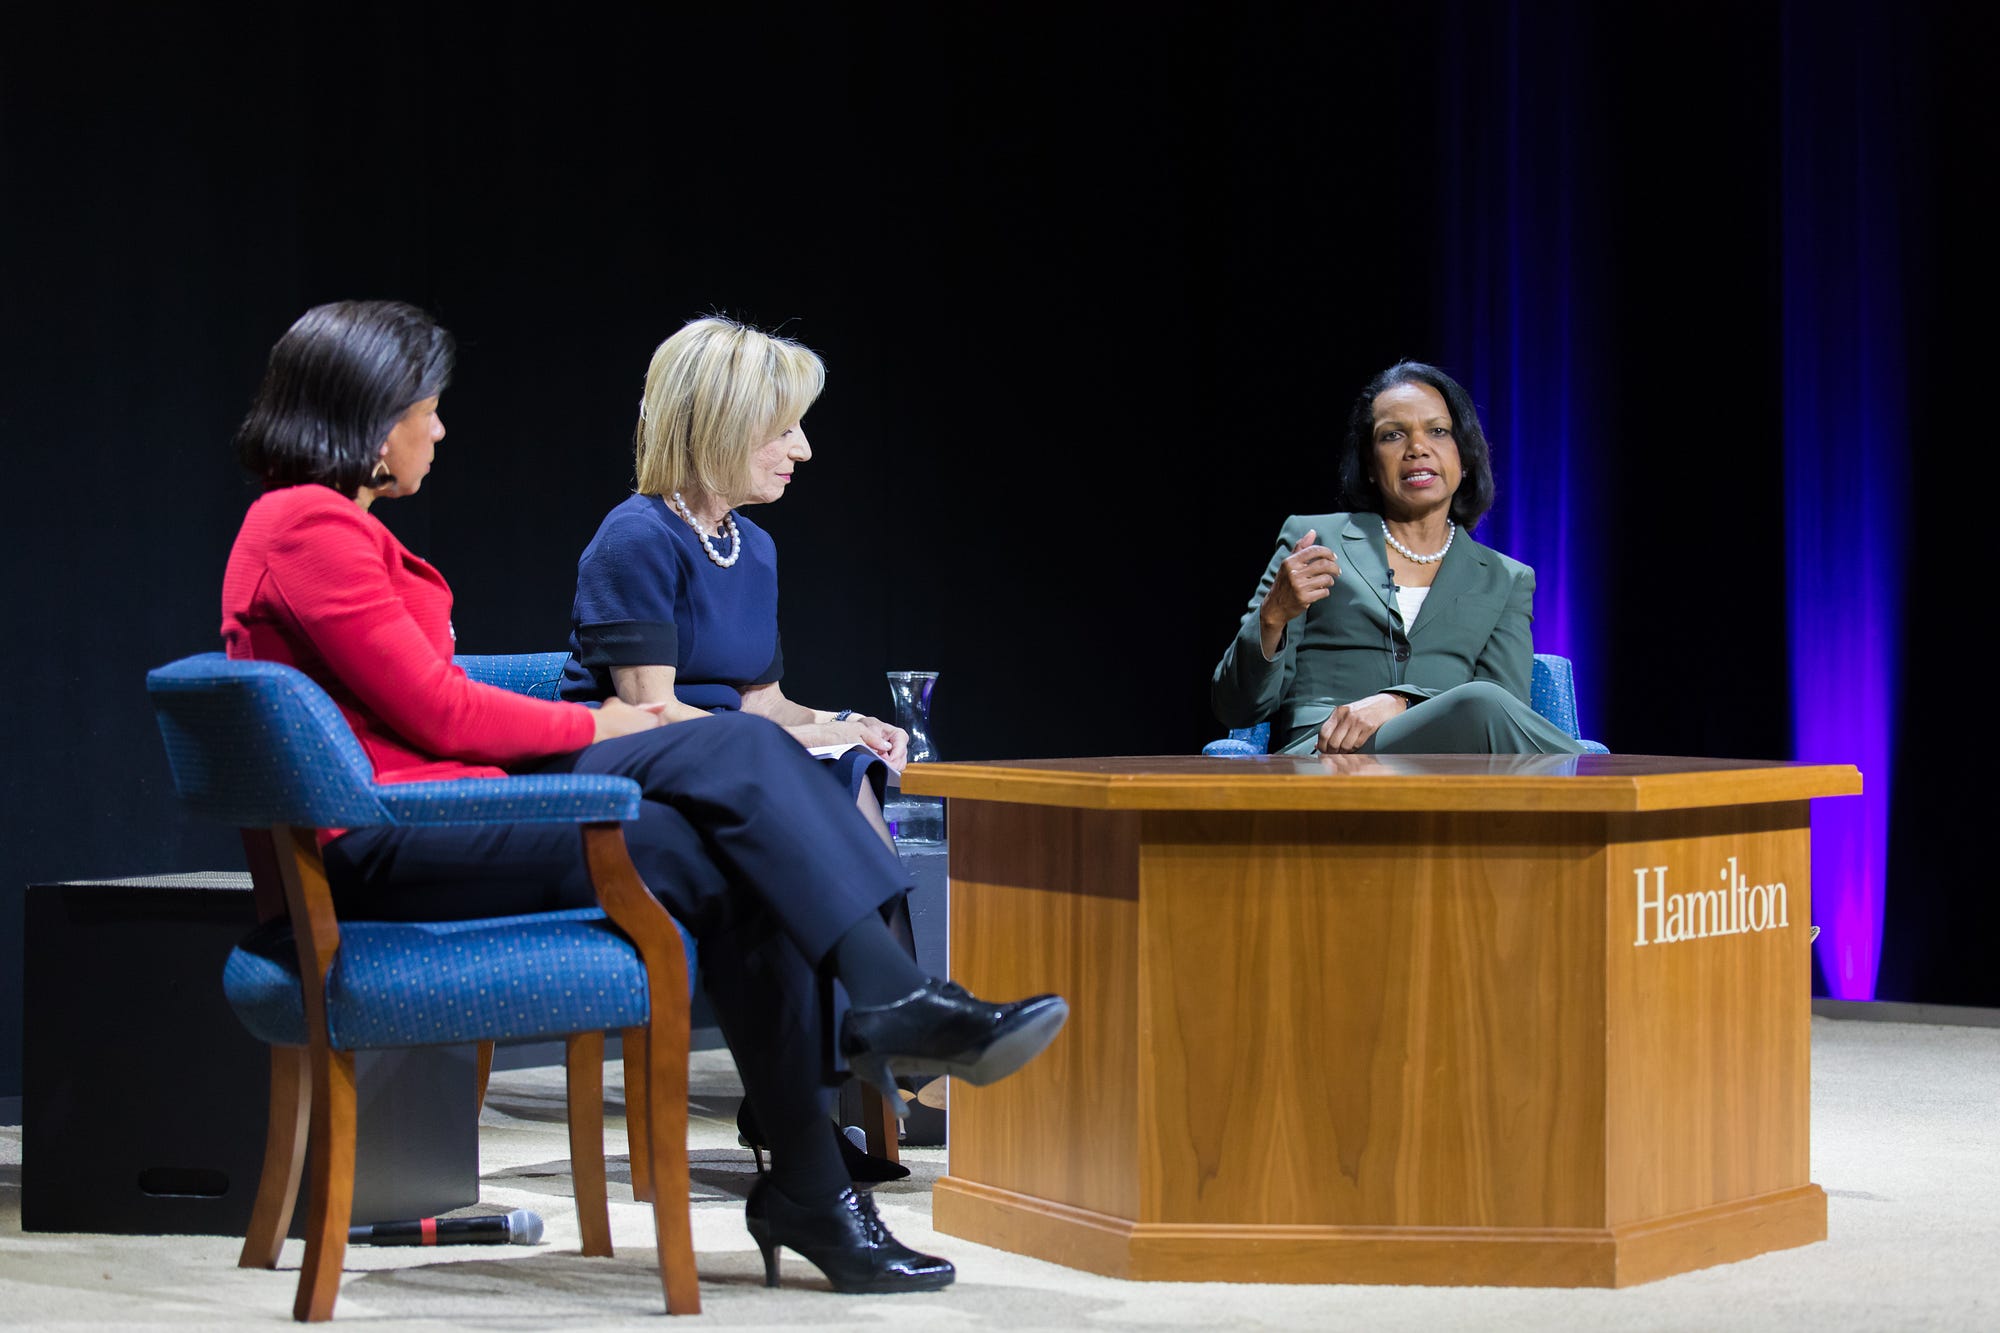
left=23, top=873, right=478, bottom=1236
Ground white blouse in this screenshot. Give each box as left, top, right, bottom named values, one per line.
left=1395, top=584, right=1430, bottom=632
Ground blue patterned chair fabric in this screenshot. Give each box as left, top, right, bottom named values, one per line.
left=147, top=652, right=695, bottom=1053
left=455, top=650, right=570, bottom=701
left=224, top=908, right=654, bottom=1048
left=1202, top=652, right=1609, bottom=756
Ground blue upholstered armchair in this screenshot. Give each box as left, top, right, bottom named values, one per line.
left=1203, top=652, right=1608, bottom=756
left=147, top=653, right=701, bottom=1320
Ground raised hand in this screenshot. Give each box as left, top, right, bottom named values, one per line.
left=1258, top=528, right=1341, bottom=657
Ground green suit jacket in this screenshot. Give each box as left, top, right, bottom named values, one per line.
left=1210, top=513, right=1539, bottom=754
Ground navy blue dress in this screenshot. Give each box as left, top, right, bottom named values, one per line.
left=562, top=493, right=885, bottom=804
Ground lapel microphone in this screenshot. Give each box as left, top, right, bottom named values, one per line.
left=1383, top=567, right=1409, bottom=651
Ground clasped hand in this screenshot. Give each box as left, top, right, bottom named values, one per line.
left=590, top=697, right=673, bottom=743
left=1315, top=692, right=1410, bottom=754
left=801, top=715, right=908, bottom=771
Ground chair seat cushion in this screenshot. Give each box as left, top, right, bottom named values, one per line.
left=223, top=907, right=696, bottom=1049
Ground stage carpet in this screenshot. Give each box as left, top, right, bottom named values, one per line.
left=1, top=1015, right=1994, bottom=1330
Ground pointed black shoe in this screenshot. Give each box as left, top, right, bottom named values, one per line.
left=840, top=979, right=1068, bottom=1113
left=744, top=1177, right=954, bottom=1293
left=735, top=1101, right=910, bottom=1186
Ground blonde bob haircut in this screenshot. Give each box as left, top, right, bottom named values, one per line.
left=634, top=316, right=826, bottom=501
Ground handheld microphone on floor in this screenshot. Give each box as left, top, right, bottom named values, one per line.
left=347, top=1208, right=544, bottom=1246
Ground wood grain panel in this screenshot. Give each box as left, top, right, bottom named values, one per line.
left=1136, top=811, right=1607, bottom=1229
left=902, top=755, right=1860, bottom=813
left=1607, top=1185, right=1826, bottom=1287
left=934, top=1178, right=1144, bottom=1279
left=1603, top=805, right=1817, bottom=1226
left=936, top=1177, right=1826, bottom=1287
left=945, top=800, right=1142, bottom=1219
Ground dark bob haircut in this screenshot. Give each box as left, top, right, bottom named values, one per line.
left=1336, top=360, right=1496, bottom=530
left=236, top=300, right=454, bottom=495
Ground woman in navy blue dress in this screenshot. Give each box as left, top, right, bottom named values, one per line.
left=562, top=315, right=928, bottom=1183
left=561, top=317, right=904, bottom=846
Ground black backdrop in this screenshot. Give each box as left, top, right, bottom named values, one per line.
left=2, top=1, right=1993, bottom=1097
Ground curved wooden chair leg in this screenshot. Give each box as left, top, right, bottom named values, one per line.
left=622, top=1025, right=653, bottom=1203
left=582, top=824, right=696, bottom=1311
left=864, top=895, right=910, bottom=1162
left=861, top=1085, right=901, bottom=1163
left=474, top=1040, right=495, bottom=1116
left=294, top=1044, right=356, bottom=1323
left=566, top=1032, right=613, bottom=1257
left=640, top=1018, right=699, bottom=1315
left=240, top=1043, right=311, bottom=1269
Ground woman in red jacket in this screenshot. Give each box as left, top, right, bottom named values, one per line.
left=222, top=300, right=1066, bottom=1295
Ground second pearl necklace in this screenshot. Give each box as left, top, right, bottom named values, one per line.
left=671, top=491, right=742, bottom=568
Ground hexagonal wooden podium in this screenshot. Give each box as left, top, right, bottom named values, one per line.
left=901, top=753, right=1859, bottom=1287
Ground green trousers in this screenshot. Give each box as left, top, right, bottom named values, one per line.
left=1277, top=680, right=1586, bottom=756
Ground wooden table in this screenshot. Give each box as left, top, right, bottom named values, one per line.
left=899, top=753, right=1860, bottom=1288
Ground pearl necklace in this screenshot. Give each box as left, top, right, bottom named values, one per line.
left=670, top=491, right=741, bottom=568
left=1382, top=518, right=1455, bottom=565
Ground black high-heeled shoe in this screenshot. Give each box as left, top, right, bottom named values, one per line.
left=744, top=1176, right=954, bottom=1293
left=840, top=979, right=1068, bottom=1115
left=736, top=1100, right=911, bottom=1185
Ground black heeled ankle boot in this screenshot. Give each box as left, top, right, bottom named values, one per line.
left=744, top=1177, right=954, bottom=1293
left=840, top=979, right=1068, bottom=1114
left=736, top=1101, right=910, bottom=1185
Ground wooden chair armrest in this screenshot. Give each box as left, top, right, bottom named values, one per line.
left=582, top=823, right=691, bottom=1001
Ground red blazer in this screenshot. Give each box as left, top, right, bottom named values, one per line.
left=222, top=484, right=593, bottom=784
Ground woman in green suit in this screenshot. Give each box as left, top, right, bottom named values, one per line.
left=1211, top=361, right=1584, bottom=756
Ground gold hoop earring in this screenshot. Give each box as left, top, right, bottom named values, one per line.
left=369, top=461, right=399, bottom=495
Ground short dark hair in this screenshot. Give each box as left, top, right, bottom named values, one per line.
left=235, top=300, right=455, bottom=495
left=1336, top=360, right=1496, bottom=530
